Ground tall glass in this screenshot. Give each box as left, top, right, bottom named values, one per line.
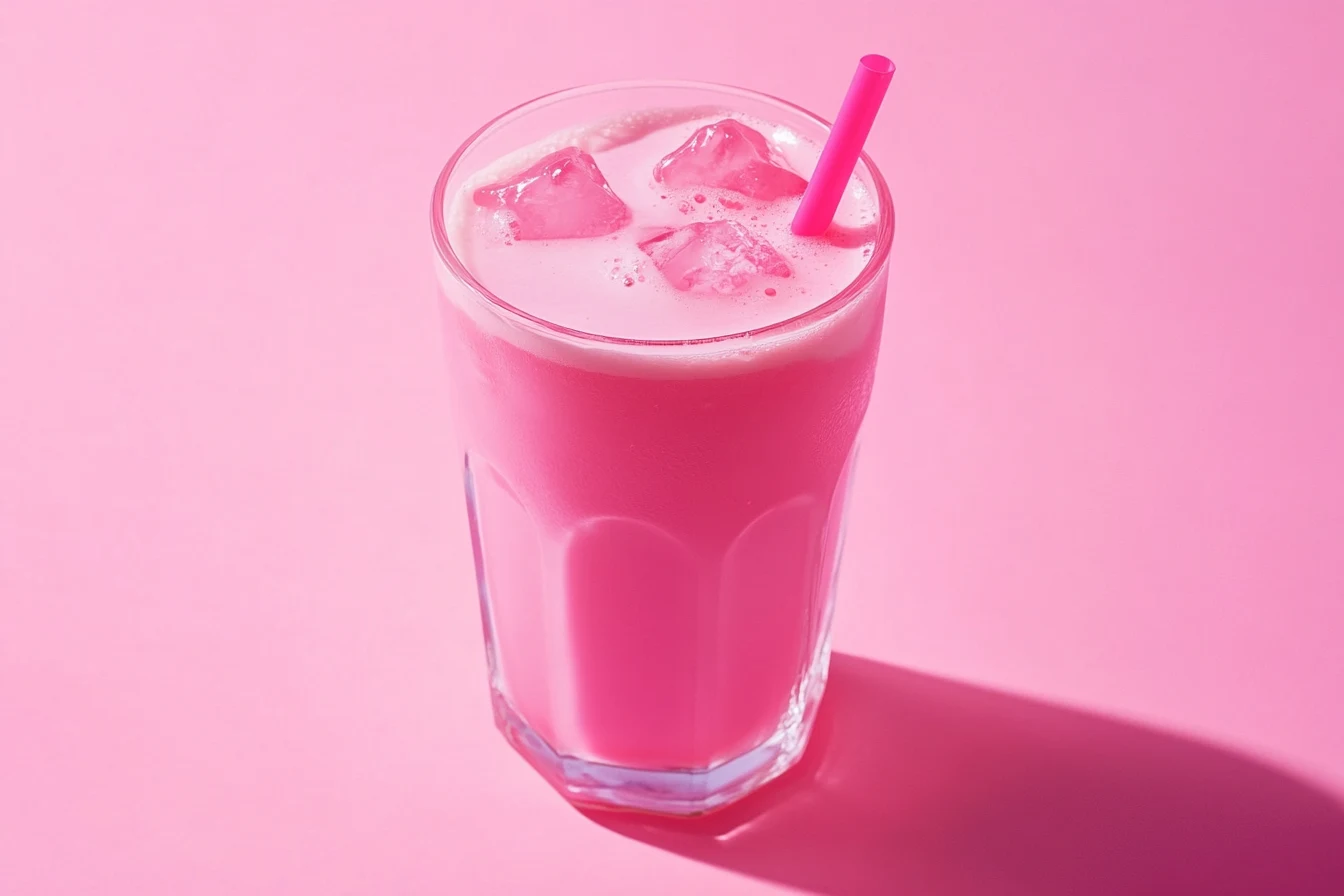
left=431, top=81, right=893, bottom=815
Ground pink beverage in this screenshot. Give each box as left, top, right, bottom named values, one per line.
left=431, top=82, right=892, bottom=815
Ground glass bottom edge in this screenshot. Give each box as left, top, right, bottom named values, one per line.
left=488, top=656, right=830, bottom=817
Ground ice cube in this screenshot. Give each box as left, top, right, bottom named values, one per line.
left=637, top=221, right=791, bottom=294
left=653, top=119, right=807, bottom=201
left=473, top=147, right=631, bottom=240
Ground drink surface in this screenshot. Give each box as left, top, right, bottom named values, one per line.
left=445, top=109, right=879, bottom=343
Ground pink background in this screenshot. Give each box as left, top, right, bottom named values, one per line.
left=3, top=1, right=1343, bottom=893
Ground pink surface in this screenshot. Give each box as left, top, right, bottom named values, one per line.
left=2, top=1, right=1342, bottom=893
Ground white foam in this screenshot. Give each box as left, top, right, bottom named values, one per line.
left=436, top=108, right=889, bottom=377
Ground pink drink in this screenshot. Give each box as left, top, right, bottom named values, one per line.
left=431, top=83, right=892, bottom=814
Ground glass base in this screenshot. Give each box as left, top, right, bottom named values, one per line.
left=490, top=636, right=832, bottom=816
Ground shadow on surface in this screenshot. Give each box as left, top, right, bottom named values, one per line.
left=589, top=653, right=1344, bottom=895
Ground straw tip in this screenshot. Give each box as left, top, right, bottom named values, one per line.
left=859, top=54, right=896, bottom=76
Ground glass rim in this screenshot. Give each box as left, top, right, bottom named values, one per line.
left=429, top=79, right=895, bottom=348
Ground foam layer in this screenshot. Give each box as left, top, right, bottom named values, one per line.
left=436, top=107, right=887, bottom=374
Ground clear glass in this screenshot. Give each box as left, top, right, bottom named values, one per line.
left=431, top=81, right=893, bottom=815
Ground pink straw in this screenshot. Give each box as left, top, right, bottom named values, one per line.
left=791, top=54, right=895, bottom=236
